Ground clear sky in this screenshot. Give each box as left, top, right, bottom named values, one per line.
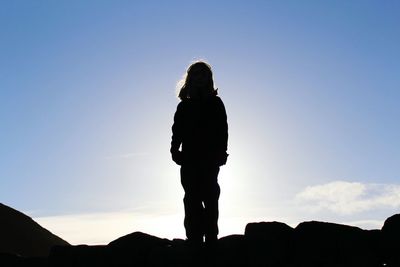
left=1, top=0, right=399, bottom=244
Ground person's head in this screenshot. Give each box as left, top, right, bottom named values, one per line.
left=178, top=61, right=217, bottom=100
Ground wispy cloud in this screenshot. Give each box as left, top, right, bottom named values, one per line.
left=296, top=180, right=400, bottom=215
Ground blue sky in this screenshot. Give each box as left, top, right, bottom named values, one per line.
left=1, top=0, right=399, bottom=244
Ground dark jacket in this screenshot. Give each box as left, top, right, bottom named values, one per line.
left=171, top=95, right=228, bottom=166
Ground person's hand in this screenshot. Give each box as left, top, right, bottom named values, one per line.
left=171, top=150, right=183, bottom=165
left=217, top=152, right=228, bottom=166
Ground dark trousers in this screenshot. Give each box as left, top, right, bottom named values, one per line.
left=180, top=165, right=220, bottom=242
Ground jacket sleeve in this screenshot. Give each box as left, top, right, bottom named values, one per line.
left=170, top=102, right=184, bottom=164
left=218, top=98, right=228, bottom=152
left=216, top=98, right=228, bottom=165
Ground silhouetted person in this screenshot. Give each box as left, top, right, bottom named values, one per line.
left=171, top=61, right=228, bottom=247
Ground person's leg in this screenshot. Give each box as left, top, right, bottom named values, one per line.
left=202, top=166, right=220, bottom=244
left=181, top=165, right=204, bottom=244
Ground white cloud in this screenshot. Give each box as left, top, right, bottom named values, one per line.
left=296, top=180, right=400, bottom=215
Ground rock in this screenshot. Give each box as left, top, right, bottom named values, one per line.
left=216, top=235, right=247, bottom=266
left=0, top=252, right=21, bottom=266
left=381, top=214, right=400, bottom=267
left=150, top=238, right=209, bottom=267
left=3, top=204, right=398, bottom=266
left=245, top=221, right=294, bottom=266
left=146, top=238, right=186, bottom=266
left=107, top=231, right=171, bottom=266
left=0, top=203, right=69, bottom=258
left=49, top=245, right=108, bottom=267
left=292, top=221, right=380, bottom=267
left=0, top=252, right=48, bottom=267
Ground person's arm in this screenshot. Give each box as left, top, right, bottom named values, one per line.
left=216, top=98, right=229, bottom=165
left=170, top=102, right=184, bottom=165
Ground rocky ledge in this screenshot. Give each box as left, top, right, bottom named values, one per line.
left=1, top=203, right=399, bottom=266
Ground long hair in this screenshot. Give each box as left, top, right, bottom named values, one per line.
left=177, top=61, right=218, bottom=100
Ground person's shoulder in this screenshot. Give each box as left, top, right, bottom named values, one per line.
left=174, top=100, right=183, bottom=111
left=207, top=94, right=221, bottom=102
left=176, top=99, right=191, bottom=110
left=211, top=95, right=225, bottom=106
left=215, top=95, right=223, bottom=102
left=177, top=98, right=189, bottom=106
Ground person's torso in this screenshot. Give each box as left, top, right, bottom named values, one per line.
left=180, top=97, right=224, bottom=161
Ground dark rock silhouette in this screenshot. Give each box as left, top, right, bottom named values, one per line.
left=1, top=204, right=399, bottom=266
left=292, top=221, right=381, bottom=267
left=216, top=234, right=246, bottom=266
left=0, top=203, right=69, bottom=258
left=381, top=214, right=400, bottom=266
left=49, top=245, right=108, bottom=267
left=108, top=232, right=171, bottom=266
left=245, top=221, right=294, bottom=266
